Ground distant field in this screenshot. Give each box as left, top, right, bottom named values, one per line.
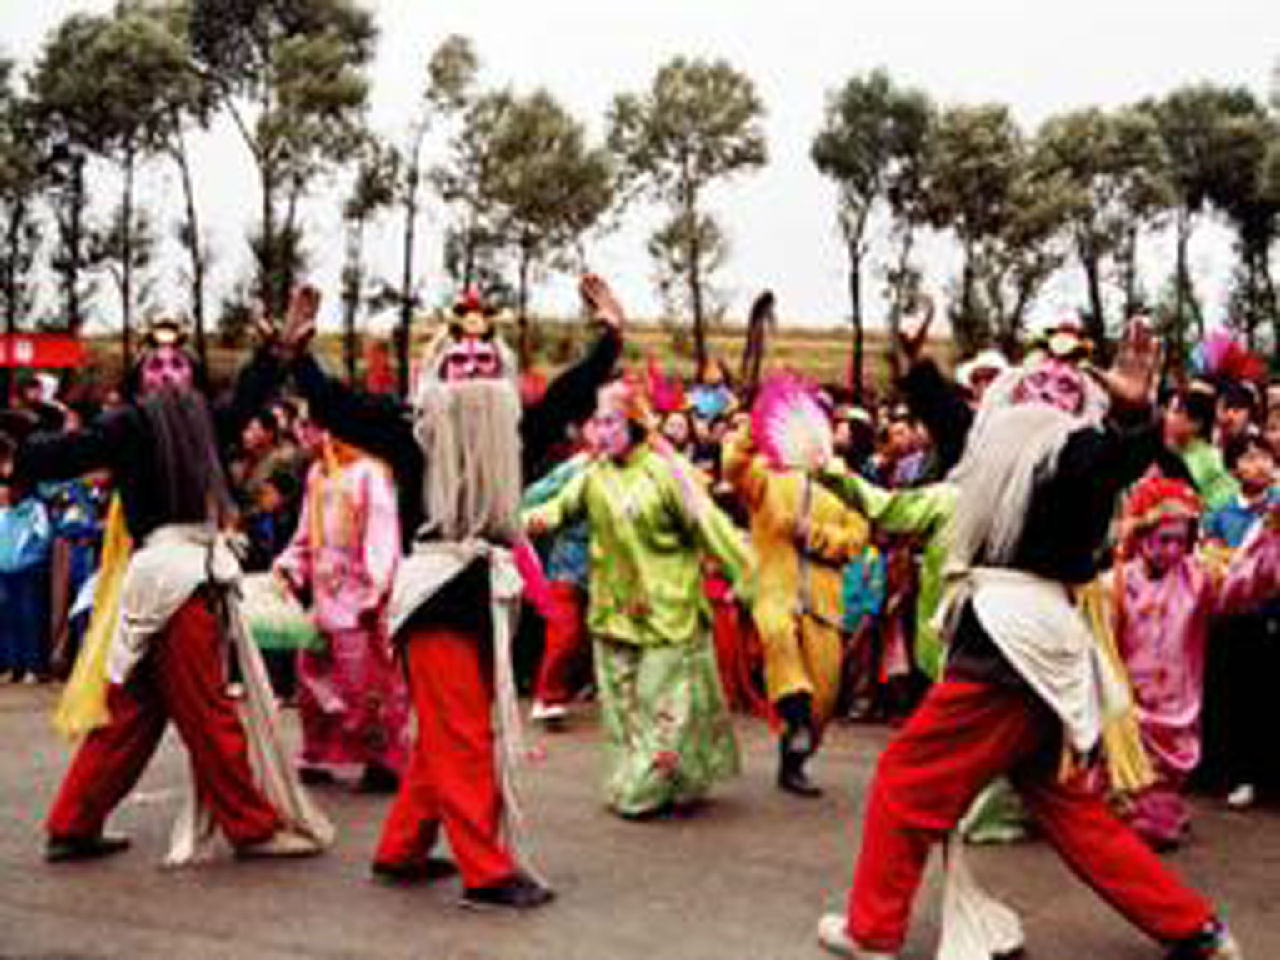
left=77, top=318, right=954, bottom=394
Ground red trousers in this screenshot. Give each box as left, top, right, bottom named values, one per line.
left=534, top=582, right=587, bottom=706
left=374, top=626, right=517, bottom=888
left=847, top=681, right=1213, bottom=952
left=47, top=596, right=280, bottom=846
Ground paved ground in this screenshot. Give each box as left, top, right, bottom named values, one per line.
left=1, top=684, right=1278, bottom=960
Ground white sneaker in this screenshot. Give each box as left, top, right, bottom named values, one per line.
left=1226, top=784, right=1255, bottom=809
left=816, top=913, right=898, bottom=959
left=530, top=701, right=568, bottom=723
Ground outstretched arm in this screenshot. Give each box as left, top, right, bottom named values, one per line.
left=520, top=275, right=623, bottom=471
left=291, top=352, right=414, bottom=466
left=13, top=407, right=139, bottom=489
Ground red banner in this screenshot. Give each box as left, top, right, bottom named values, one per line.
left=0, top=334, right=86, bottom=369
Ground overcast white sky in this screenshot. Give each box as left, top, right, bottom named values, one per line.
left=3, top=0, right=1278, bottom=335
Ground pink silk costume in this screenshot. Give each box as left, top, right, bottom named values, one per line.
left=1111, top=524, right=1280, bottom=845
left=276, top=449, right=410, bottom=776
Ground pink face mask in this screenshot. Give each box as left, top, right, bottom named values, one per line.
left=593, top=409, right=632, bottom=460
left=441, top=337, right=502, bottom=382
left=1012, top=360, right=1086, bottom=415
left=1139, top=517, right=1193, bottom=577
left=139, top=345, right=195, bottom=395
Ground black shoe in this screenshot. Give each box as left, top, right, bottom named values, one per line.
left=461, top=873, right=555, bottom=910
left=357, top=764, right=401, bottom=794
left=778, top=764, right=824, bottom=798
left=778, top=734, right=823, bottom=798
left=46, top=833, right=132, bottom=863
left=371, top=856, right=459, bottom=884
left=298, top=766, right=336, bottom=786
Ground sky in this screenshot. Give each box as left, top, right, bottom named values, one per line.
left=3, top=0, right=1279, bottom=337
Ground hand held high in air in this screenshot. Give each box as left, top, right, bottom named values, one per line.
left=272, top=285, right=321, bottom=361
left=1084, top=316, right=1160, bottom=416
left=580, top=273, right=626, bottom=334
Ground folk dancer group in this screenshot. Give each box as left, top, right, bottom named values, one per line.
left=1, top=276, right=1263, bottom=960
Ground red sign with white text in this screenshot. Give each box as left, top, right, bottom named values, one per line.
left=0, top=334, right=86, bottom=368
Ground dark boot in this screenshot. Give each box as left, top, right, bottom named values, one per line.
left=776, top=693, right=823, bottom=798
left=778, top=738, right=823, bottom=797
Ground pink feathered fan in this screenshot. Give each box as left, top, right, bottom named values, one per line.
left=751, top=373, right=834, bottom=471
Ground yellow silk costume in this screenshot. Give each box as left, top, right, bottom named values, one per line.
left=722, top=430, right=870, bottom=727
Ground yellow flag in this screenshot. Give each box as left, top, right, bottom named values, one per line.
left=53, top=496, right=131, bottom=741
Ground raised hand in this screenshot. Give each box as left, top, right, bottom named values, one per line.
left=1085, top=315, right=1160, bottom=414
left=279, top=285, right=321, bottom=359
left=251, top=298, right=276, bottom=347
left=897, top=293, right=935, bottom=365
left=580, top=274, right=626, bottom=333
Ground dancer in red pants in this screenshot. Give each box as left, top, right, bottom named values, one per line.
left=279, top=278, right=623, bottom=908
left=817, top=318, right=1242, bottom=960
left=12, top=320, right=324, bottom=863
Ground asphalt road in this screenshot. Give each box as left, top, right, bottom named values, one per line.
left=1, top=684, right=1277, bottom=960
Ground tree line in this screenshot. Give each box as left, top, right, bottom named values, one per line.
left=0, top=0, right=1276, bottom=403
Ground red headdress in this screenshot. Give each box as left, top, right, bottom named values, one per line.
left=1120, top=475, right=1202, bottom=556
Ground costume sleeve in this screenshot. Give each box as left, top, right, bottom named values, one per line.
left=900, top=358, right=973, bottom=474
left=816, top=467, right=954, bottom=538
left=803, top=499, right=875, bottom=560
left=1055, top=413, right=1165, bottom=501
left=720, top=426, right=767, bottom=511
left=291, top=352, right=414, bottom=466
left=660, top=459, right=753, bottom=594
left=273, top=470, right=314, bottom=590
left=13, top=407, right=139, bottom=488
left=359, top=461, right=401, bottom=604
left=1213, top=522, right=1280, bottom=616
left=213, top=348, right=285, bottom=451
left=522, top=467, right=589, bottom=536
left=520, top=327, right=621, bottom=470
left=521, top=454, right=588, bottom=510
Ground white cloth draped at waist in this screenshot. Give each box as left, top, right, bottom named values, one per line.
left=938, top=566, right=1130, bottom=754
left=108, top=523, right=241, bottom=684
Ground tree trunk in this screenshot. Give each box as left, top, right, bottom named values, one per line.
left=1120, top=226, right=1141, bottom=319
left=174, top=138, right=207, bottom=368
left=847, top=240, right=864, bottom=402
left=888, top=227, right=916, bottom=383
left=121, top=150, right=135, bottom=372
left=343, top=216, right=363, bottom=385
left=958, top=239, right=978, bottom=353
left=398, top=172, right=419, bottom=399
left=260, top=163, right=277, bottom=316
left=1080, top=235, right=1108, bottom=361
left=1173, top=209, right=1191, bottom=373
left=68, top=154, right=85, bottom=336
left=517, top=241, right=532, bottom=369
left=0, top=205, right=21, bottom=409
left=684, top=182, right=707, bottom=378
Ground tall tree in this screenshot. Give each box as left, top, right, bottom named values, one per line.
left=434, top=90, right=514, bottom=299
left=0, top=59, right=41, bottom=408
left=608, top=56, right=767, bottom=374
left=1143, top=84, right=1267, bottom=367
left=32, top=3, right=200, bottom=367
left=974, top=167, right=1072, bottom=353
left=341, top=136, right=397, bottom=382
left=190, top=0, right=377, bottom=315
left=811, top=68, right=932, bottom=394
left=390, top=34, right=477, bottom=394
left=481, top=89, right=614, bottom=364
left=89, top=200, right=160, bottom=325
left=1032, top=106, right=1172, bottom=356
left=1209, top=112, right=1280, bottom=348
left=920, top=103, right=1025, bottom=352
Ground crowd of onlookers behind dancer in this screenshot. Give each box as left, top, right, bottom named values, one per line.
left=4, top=340, right=1280, bottom=805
